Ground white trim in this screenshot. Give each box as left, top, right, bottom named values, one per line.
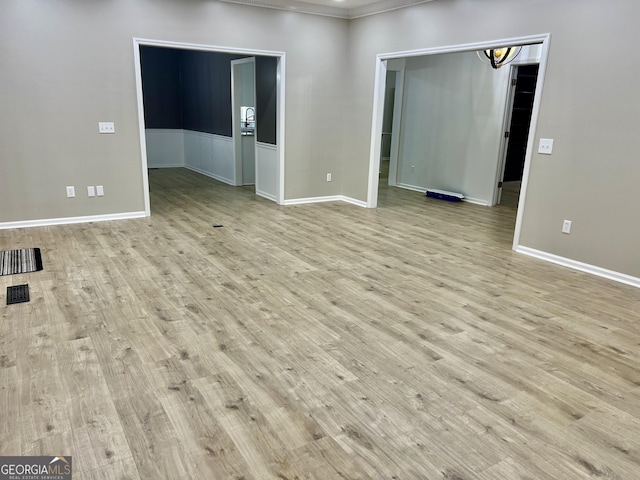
left=349, top=0, right=434, bottom=18
left=284, top=195, right=343, bottom=205
left=396, top=184, right=488, bottom=205
left=256, top=190, right=278, bottom=202
left=0, top=211, right=147, bottom=230
left=255, top=141, right=279, bottom=202
left=387, top=66, right=404, bottom=187
left=184, top=165, right=235, bottom=186
left=133, top=41, right=151, bottom=217
left=366, top=58, right=387, bottom=208
left=283, top=195, right=367, bottom=208
left=462, top=197, right=489, bottom=206
left=231, top=57, right=256, bottom=187
left=183, top=130, right=234, bottom=142
left=144, top=128, right=186, bottom=168
left=217, top=0, right=434, bottom=20
left=493, top=65, right=518, bottom=207
left=133, top=38, right=285, bottom=57
left=516, top=246, right=640, bottom=289
left=340, top=196, right=368, bottom=208
left=277, top=55, right=286, bottom=205
left=396, top=183, right=425, bottom=193
left=366, top=33, right=552, bottom=249
left=132, top=38, right=286, bottom=211
left=512, top=36, right=551, bottom=251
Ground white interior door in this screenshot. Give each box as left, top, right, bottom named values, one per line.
left=231, top=57, right=256, bottom=187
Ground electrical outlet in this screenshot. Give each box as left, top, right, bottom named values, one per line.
left=326, top=173, right=332, bottom=182
left=538, top=138, right=554, bottom=155
left=411, top=165, right=416, bottom=173
left=98, top=122, right=115, bottom=134
left=562, top=219, right=572, bottom=234
left=87, top=186, right=96, bottom=197
left=66, top=186, right=75, bottom=198
left=96, top=185, right=104, bottom=197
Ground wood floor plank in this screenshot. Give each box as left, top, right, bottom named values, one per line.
left=1, top=167, right=639, bottom=479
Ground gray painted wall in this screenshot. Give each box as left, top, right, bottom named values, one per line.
left=0, top=0, right=348, bottom=222
left=346, top=0, right=640, bottom=278
left=396, top=52, right=510, bottom=204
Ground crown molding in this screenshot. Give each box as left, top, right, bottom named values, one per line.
left=218, top=0, right=434, bottom=19
left=349, top=0, right=433, bottom=18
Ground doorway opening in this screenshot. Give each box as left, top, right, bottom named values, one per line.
left=367, top=34, right=550, bottom=250
left=133, top=38, right=286, bottom=215
left=232, top=57, right=257, bottom=190
left=496, top=64, right=539, bottom=208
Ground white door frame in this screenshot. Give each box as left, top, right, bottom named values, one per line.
left=494, top=64, right=519, bottom=206
left=387, top=65, right=405, bottom=187
left=231, top=57, right=256, bottom=187
left=366, top=33, right=551, bottom=251
left=133, top=37, right=286, bottom=213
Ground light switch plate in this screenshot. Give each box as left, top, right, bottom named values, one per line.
left=98, top=122, right=115, bottom=134
left=66, top=186, right=75, bottom=198
left=538, top=138, right=554, bottom=155
left=96, top=185, right=104, bottom=197
left=87, top=186, right=96, bottom=197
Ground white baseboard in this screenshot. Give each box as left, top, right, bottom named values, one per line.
left=284, top=195, right=342, bottom=206
left=462, top=197, right=489, bottom=206
left=340, top=196, right=368, bottom=208
left=148, top=163, right=184, bottom=169
left=283, top=195, right=367, bottom=208
left=256, top=190, right=278, bottom=202
left=396, top=183, right=426, bottom=193
left=0, top=211, right=148, bottom=230
left=397, top=184, right=489, bottom=206
left=184, top=165, right=234, bottom=186
left=516, top=246, right=640, bottom=289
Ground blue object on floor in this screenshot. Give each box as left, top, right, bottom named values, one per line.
left=426, top=189, right=464, bottom=202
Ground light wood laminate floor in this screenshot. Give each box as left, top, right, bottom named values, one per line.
left=1, top=168, right=639, bottom=479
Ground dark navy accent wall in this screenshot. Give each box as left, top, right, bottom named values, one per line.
left=140, top=46, right=183, bottom=129
left=140, top=47, right=277, bottom=144
left=255, top=56, right=277, bottom=145
left=181, top=51, right=244, bottom=136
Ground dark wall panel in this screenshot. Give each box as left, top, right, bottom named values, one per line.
left=140, top=47, right=271, bottom=142
left=255, top=56, right=277, bottom=145
left=181, top=51, right=244, bottom=137
left=140, top=46, right=183, bottom=129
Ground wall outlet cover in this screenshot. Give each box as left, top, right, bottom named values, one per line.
left=538, top=138, right=554, bottom=155
left=96, top=185, right=104, bottom=196
left=98, top=122, right=115, bottom=134
left=87, top=186, right=96, bottom=197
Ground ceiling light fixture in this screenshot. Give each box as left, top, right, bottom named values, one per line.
left=477, top=46, right=522, bottom=69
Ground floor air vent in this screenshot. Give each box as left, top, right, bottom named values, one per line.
left=7, top=284, right=30, bottom=305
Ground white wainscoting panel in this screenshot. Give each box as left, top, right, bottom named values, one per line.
left=145, top=129, right=185, bottom=168
left=183, top=130, right=235, bottom=185
left=256, top=142, right=278, bottom=202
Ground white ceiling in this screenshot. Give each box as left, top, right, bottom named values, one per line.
left=220, top=0, right=435, bottom=19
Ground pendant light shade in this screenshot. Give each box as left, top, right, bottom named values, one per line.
left=477, top=46, right=522, bottom=69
